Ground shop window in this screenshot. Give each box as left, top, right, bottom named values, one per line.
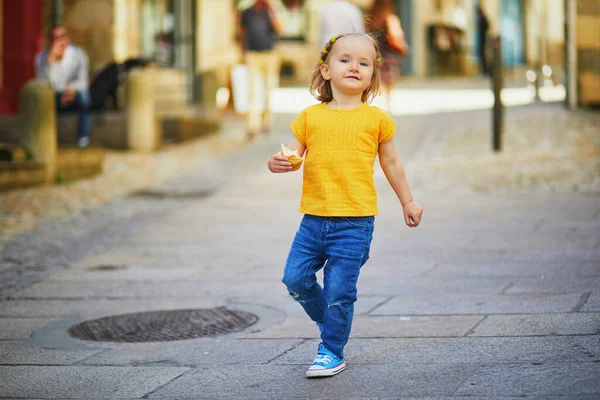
left=140, top=0, right=175, bottom=66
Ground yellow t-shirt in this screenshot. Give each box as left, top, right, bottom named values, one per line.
left=291, top=102, right=396, bottom=216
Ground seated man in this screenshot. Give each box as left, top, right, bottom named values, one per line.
left=35, top=25, right=91, bottom=148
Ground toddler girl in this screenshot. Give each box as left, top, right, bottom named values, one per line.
left=267, top=32, right=423, bottom=378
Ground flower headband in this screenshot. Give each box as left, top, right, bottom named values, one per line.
left=317, top=36, right=383, bottom=67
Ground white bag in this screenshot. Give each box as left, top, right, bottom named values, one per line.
left=231, top=64, right=265, bottom=114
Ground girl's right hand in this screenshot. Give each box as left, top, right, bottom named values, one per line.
left=268, top=154, right=293, bottom=173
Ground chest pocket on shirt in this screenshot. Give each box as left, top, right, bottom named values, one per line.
left=356, top=125, right=379, bottom=155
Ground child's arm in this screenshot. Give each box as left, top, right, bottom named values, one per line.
left=268, top=137, right=306, bottom=173
left=378, top=139, right=423, bottom=227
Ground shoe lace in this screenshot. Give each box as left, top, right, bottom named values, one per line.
left=315, top=353, right=334, bottom=364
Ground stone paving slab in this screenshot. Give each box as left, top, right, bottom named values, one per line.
left=357, top=276, right=512, bottom=297
left=557, top=335, right=600, bottom=362
left=578, top=262, right=600, bottom=277
left=327, top=256, right=436, bottom=279
left=468, top=313, right=600, bottom=336
left=366, top=246, right=510, bottom=264
left=582, top=293, right=600, bottom=311
left=0, top=297, right=224, bottom=318
left=505, top=250, right=600, bottom=263
left=427, top=262, right=583, bottom=278
left=81, top=338, right=303, bottom=366
left=0, top=341, right=103, bottom=365
left=467, top=229, right=589, bottom=250
left=506, top=277, right=600, bottom=294
left=147, top=363, right=476, bottom=399
left=454, top=363, right=600, bottom=397
left=0, top=317, right=59, bottom=340
left=221, top=263, right=290, bottom=281
left=360, top=363, right=478, bottom=398
left=371, top=293, right=583, bottom=315
left=272, top=337, right=571, bottom=365
left=244, top=315, right=482, bottom=339
left=0, top=197, right=184, bottom=298
left=75, top=248, right=271, bottom=275
left=46, top=266, right=200, bottom=282
left=11, top=279, right=293, bottom=300
left=65, top=250, right=189, bottom=270
left=0, top=365, right=189, bottom=398
left=218, top=294, right=388, bottom=318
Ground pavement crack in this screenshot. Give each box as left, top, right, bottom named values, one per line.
left=463, top=315, right=488, bottom=337
left=533, top=219, right=546, bottom=231
left=140, top=367, right=191, bottom=399
left=363, top=296, right=394, bottom=315
left=573, top=292, right=592, bottom=312
left=419, top=262, right=440, bottom=277
left=500, top=281, right=515, bottom=294
left=265, top=338, right=308, bottom=364
left=450, top=364, right=480, bottom=396
left=71, top=349, right=110, bottom=365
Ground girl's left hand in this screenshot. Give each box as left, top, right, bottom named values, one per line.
left=403, top=201, right=423, bottom=228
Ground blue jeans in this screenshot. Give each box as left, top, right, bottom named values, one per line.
left=55, top=90, right=91, bottom=141
left=282, top=214, right=375, bottom=359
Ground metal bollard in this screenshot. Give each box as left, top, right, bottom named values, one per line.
left=19, top=81, right=57, bottom=184
left=491, top=36, right=503, bottom=152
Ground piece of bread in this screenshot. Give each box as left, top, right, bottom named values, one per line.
left=280, top=143, right=303, bottom=171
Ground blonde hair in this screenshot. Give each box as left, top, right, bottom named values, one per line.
left=309, top=33, right=383, bottom=104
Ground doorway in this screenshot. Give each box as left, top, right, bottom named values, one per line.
left=500, top=0, right=525, bottom=66
left=397, top=0, right=413, bottom=75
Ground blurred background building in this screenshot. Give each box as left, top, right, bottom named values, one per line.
left=0, top=0, right=597, bottom=114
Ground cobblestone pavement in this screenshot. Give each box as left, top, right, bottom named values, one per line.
left=0, top=114, right=248, bottom=243
left=0, top=99, right=599, bottom=398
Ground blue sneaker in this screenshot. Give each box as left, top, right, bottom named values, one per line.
left=306, top=343, right=346, bottom=378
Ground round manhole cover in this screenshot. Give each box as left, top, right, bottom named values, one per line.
left=67, top=307, right=259, bottom=342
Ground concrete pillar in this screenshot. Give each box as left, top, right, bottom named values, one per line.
left=126, top=69, right=159, bottom=151
left=412, top=0, right=428, bottom=77
left=19, top=81, right=56, bottom=184
left=195, top=70, right=218, bottom=120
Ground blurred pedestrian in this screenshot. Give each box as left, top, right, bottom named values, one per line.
left=477, top=5, right=490, bottom=75
left=366, top=0, right=409, bottom=111
left=267, top=33, right=423, bottom=378
left=35, top=25, right=92, bottom=148
left=319, top=0, right=365, bottom=47
left=239, top=0, right=283, bottom=139
left=277, top=0, right=306, bottom=40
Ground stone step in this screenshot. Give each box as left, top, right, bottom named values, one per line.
left=56, top=147, right=105, bottom=183
left=0, top=147, right=105, bottom=192
left=0, top=143, right=29, bottom=162
left=0, top=160, right=46, bottom=191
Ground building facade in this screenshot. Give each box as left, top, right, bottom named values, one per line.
left=0, top=0, right=240, bottom=114
left=0, top=0, right=594, bottom=115
left=0, top=0, right=44, bottom=114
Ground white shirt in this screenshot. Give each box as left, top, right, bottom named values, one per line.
left=35, top=44, right=89, bottom=92
left=452, top=7, right=467, bottom=29
left=320, top=0, right=365, bottom=46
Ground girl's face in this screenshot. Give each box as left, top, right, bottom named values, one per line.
left=320, top=36, right=376, bottom=97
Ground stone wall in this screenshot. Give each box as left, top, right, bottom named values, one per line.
left=43, top=0, right=115, bottom=74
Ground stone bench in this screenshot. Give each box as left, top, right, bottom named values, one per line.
left=45, top=67, right=219, bottom=150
